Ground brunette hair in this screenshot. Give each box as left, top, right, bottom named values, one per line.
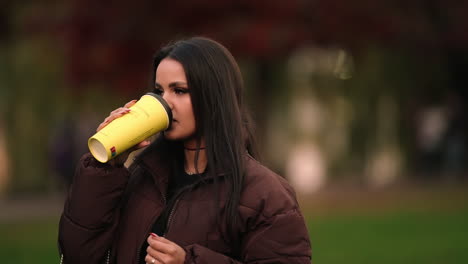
left=150, top=37, right=258, bottom=239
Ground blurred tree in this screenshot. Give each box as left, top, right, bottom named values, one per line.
left=2, top=0, right=468, bottom=194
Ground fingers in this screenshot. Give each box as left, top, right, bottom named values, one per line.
left=147, top=234, right=174, bottom=254
left=124, top=99, right=137, bottom=108
left=96, top=100, right=136, bottom=132
left=96, top=105, right=133, bottom=132
left=136, top=140, right=152, bottom=149
left=145, top=233, right=186, bottom=264
left=144, top=254, right=159, bottom=264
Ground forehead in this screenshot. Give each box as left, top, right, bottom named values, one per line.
left=155, top=58, right=186, bottom=82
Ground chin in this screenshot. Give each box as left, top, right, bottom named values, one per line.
left=163, top=130, right=196, bottom=142
left=163, top=131, right=178, bottom=141
left=163, top=131, right=184, bottom=141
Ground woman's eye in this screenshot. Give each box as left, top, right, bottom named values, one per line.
left=153, top=88, right=163, bottom=95
left=174, top=88, right=188, bottom=95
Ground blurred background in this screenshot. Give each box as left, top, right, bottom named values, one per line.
left=1, top=0, right=467, bottom=263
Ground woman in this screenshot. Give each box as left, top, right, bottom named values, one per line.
left=58, top=37, right=312, bottom=264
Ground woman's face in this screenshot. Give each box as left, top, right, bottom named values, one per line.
left=154, top=58, right=196, bottom=142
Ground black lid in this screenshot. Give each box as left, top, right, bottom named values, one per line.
left=145, top=92, right=173, bottom=129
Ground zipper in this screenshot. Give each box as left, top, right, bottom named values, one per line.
left=139, top=188, right=184, bottom=263
left=135, top=206, right=165, bottom=264
left=135, top=197, right=166, bottom=264
left=133, top=162, right=211, bottom=263
left=135, top=163, right=167, bottom=264
left=139, top=162, right=167, bottom=204
left=106, top=250, right=110, bottom=264
left=163, top=178, right=209, bottom=236
left=163, top=198, right=181, bottom=237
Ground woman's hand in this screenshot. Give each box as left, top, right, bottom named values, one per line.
left=96, top=100, right=151, bottom=166
left=145, top=233, right=186, bottom=264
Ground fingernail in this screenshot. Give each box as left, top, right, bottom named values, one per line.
left=150, top=233, right=158, bottom=238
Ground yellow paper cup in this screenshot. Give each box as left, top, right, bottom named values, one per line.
left=88, top=92, right=172, bottom=163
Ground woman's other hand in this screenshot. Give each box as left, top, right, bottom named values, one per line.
left=96, top=100, right=151, bottom=166
left=145, top=233, right=186, bottom=264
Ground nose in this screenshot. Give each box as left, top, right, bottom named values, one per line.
left=162, top=93, right=174, bottom=110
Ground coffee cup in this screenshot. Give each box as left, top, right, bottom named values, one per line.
left=88, top=92, right=172, bottom=163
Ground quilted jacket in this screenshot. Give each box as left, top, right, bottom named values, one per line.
left=58, top=146, right=312, bottom=263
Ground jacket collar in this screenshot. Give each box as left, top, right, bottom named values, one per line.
left=134, top=139, right=236, bottom=193
left=133, top=141, right=172, bottom=199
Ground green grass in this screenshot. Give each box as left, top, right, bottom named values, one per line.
left=1, top=198, right=468, bottom=263
left=0, top=217, right=61, bottom=264
left=306, top=209, right=468, bottom=264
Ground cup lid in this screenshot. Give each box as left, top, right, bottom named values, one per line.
left=145, top=92, right=173, bottom=129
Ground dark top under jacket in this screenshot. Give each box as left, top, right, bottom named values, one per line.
left=138, top=163, right=203, bottom=264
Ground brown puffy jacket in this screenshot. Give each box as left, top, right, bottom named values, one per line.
left=58, top=149, right=312, bottom=264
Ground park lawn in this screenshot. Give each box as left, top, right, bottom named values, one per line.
left=1, top=203, right=468, bottom=263
left=0, top=217, right=61, bottom=263
left=306, top=208, right=468, bottom=264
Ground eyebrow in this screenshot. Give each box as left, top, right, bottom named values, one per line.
left=154, top=82, right=188, bottom=88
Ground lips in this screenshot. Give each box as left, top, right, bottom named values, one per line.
left=169, top=119, right=178, bottom=129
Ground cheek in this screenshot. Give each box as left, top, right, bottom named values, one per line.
left=187, top=109, right=196, bottom=129
left=183, top=102, right=195, bottom=125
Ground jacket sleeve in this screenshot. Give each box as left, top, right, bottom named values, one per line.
left=184, top=244, right=242, bottom=264
left=239, top=208, right=311, bottom=263
left=58, top=153, right=130, bottom=264
left=184, top=208, right=311, bottom=264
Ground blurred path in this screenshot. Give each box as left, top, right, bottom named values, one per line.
left=1, top=184, right=467, bottom=221
left=0, top=193, right=65, bottom=221
left=297, top=182, right=468, bottom=216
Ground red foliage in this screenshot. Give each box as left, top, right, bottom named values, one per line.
left=28, top=0, right=466, bottom=94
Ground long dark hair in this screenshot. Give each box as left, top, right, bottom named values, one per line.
left=151, top=37, right=258, bottom=239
